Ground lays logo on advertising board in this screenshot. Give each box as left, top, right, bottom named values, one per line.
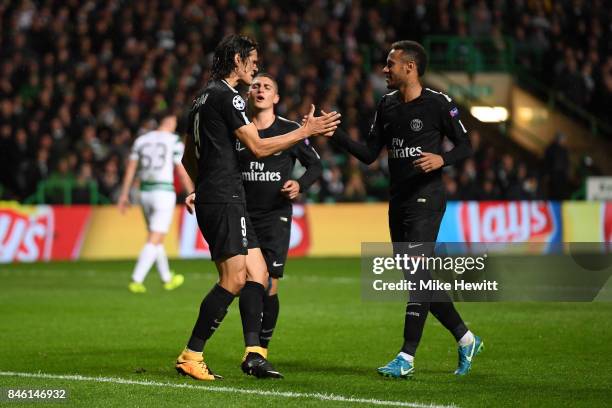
left=439, top=201, right=561, bottom=245
left=459, top=201, right=561, bottom=243
left=0, top=205, right=54, bottom=262
left=0, top=204, right=91, bottom=263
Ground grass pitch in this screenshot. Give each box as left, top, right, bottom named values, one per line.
left=1, top=258, right=611, bottom=407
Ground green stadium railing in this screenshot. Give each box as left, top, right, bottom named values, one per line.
left=423, top=35, right=516, bottom=73
left=423, top=35, right=612, bottom=138
left=24, top=179, right=111, bottom=205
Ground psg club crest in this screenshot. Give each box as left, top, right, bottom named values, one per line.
left=233, top=95, right=245, bottom=110
left=410, top=118, right=423, bottom=132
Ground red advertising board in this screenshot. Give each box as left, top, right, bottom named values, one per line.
left=604, top=202, right=612, bottom=243
left=0, top=205, right=91, bottom=263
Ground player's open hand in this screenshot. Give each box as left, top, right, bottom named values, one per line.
left=303, top=105, right=341, bottom=137
left=185, top=192, right=196, bottom=215
left=319, top=110, right=340, bottom=137
left=413, top=152, right=444, bottom=173
left=281, top=180, right=300, bottom=200
left=118, top=194, right=130, bottom=214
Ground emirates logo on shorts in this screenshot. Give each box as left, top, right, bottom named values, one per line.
left=410, top=118, right=423, bottom=132
left=233, top=95, right=245, bottom=111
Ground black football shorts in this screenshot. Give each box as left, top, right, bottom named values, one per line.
left=388, top=201, right=449, bottom=303
left=195, top=202, right=259, bottom=261
left=250, top=210, right=291, bottom=278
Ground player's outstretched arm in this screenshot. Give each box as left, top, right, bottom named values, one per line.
left=318, top=109, right=384, bottom=165
left=330, top=126, right=383, bottom=165
left=235, top=105, right=341, bottom=159
left=118, top=158, right=138, bottom=214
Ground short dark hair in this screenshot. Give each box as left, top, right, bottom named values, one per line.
left=211, top=34, right=258, bottom=80
left=391, top=40, right=428, bottom=76
left=253, top=73, right=278, bottom=92
left=153, top=108, right=176, bottom=124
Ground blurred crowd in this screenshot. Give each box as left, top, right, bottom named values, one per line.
left=0, top=0, right=609, bottom=204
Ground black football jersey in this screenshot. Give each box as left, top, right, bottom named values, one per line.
left=188, top=79, right=251, bottom=203
left=334, top=87, right=471, bottom=204
left=237, top=116, right=321, bottom=215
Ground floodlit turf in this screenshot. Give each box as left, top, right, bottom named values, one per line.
left=1, top=258, right=611, bottom=407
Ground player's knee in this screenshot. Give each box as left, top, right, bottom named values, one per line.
left=147, top=231, right=165, bottom=245
left=224, top=271, right=247, bottom=294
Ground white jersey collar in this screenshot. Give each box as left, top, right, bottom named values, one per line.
left=221, top=79, right=239, bottom=94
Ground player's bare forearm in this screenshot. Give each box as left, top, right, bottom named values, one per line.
left=176, top=163, right=195, bottom=193
left=236, top=123, right=309, bottom=159
left=119, top=160, right=138, bottom=198
left=118, top=159, right=137, bottom=212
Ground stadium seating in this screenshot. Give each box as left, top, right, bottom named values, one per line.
left=0, top=1, right=609, bottom=203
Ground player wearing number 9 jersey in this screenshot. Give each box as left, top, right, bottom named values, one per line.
left=176, top=34, right=341, bottom=381
left=118, top=111, right=194, bottom=293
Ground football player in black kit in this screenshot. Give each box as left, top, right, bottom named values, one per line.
left=239, top=73, right=322, bottom=359
left=177, top=34, right=340, bottom=381
left=331, top=40, right=484, bottom=378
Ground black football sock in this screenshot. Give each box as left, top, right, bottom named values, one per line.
left=401, top=301, right=431, bottom=356
left=429, top=301, right=469, bottom=342
left=239, top=281, right=266, bottom=347
left=260, top=294, right=279, bottom=348
left=187, top=284, right=235, bottom=352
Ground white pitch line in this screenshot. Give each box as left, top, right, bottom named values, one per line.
left=0, top=371, right=457, bottom=408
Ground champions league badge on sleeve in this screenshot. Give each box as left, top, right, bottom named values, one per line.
left=233, top=95, right=245, bottom=110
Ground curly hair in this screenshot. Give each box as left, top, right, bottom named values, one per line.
left=211, top=34, right=258, bottom=80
